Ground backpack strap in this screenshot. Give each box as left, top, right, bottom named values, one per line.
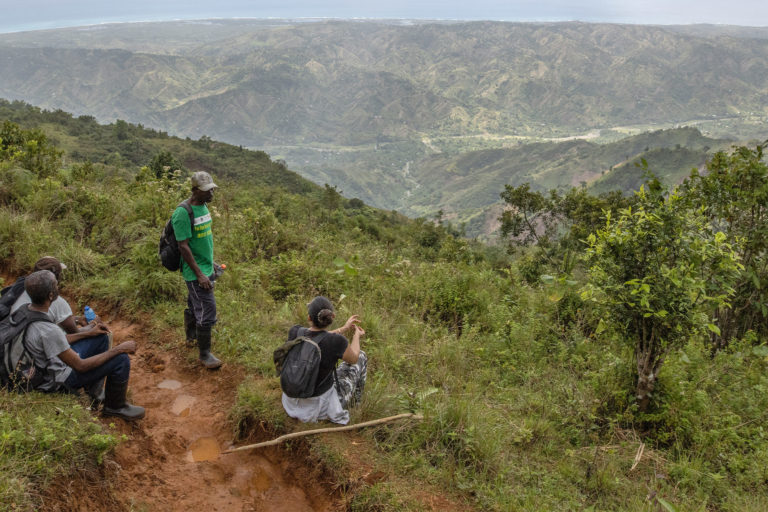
left=287, top=328, right=337, bottom=394
left=178, top=199, right=195, bottom=229
left=301, top=329, right=338, bottom=393
left=19, top=316, right=54, bottom=357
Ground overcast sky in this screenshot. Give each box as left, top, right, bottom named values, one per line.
left=0, top=0, right=766, bottom=33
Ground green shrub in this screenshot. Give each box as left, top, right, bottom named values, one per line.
left=0, top=392, right=118, bottom=510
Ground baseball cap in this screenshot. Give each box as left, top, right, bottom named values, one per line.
left=33, top=256, right=67, bottom=276
left=190, top=171, right=218, bottom=191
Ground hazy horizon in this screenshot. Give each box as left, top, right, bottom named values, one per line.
left=0, top=0, right=766, bottom=34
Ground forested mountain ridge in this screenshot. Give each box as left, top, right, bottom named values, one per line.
left=1, top=20, right=767, bottom=147
left=0, top=98, right=318, bottom=195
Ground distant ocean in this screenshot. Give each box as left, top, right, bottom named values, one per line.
left=0, top=8, right=585, bottom=35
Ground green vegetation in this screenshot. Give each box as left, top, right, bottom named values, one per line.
left=2, top=106, right=768, bottom=511
left=1, top=19, right=767, bottom=241
left=2, top=20, right=767, bottom=146
left=280, top=127, right=730, bottom=239
left=0, top=394, right=118, bottom=509
left=584, top=179, right=740, bottom=411
left=681, top=145, right=768, bottom=348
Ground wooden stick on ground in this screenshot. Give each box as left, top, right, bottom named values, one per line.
left=630, top=442, right=645, bottom=471
left=222, top=412, right=424, bottom=454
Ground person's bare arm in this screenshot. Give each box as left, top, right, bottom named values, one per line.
left=342, top=325, right=364, bottom=364
left=178, top=239, right=212, bottom=290
left=59, top=317, right=110, bottom=344
left=58, top=340, right=136, bottom=374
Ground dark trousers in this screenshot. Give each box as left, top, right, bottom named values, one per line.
left=63, top=334, right=130, bottom=390
left=186, top=276, right=217, bottom=327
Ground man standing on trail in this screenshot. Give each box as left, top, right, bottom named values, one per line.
left=20, top=270, right=145, bottom=420
left=173, top=171, right=222, bottom=369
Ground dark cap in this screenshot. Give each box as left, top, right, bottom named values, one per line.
left=307, top=296, right=334, bottom=325
left=33, top=256, right=66, bottom=277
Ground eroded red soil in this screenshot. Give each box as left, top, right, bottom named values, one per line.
left=101, top=320, right=340, bottom=512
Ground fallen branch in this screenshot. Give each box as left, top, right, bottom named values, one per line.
left=222, top=412, right=424, bottom=454
left=630, top=442, right=645, bottom=471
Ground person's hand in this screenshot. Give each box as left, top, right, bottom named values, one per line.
left=92, top=322, right=110, bottom=335
left=353, top=324, right=365, bottom=338
left=342, top=315, right=360, bottom=333
left=116, top=340, right=137, bottom=354
left=198, top=274, right=212, bottom=290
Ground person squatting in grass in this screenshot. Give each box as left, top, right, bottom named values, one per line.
left=282, top=296, right=367, bottom=425
left=20, top=270, right=145, bottom=420
left=173, top=171, right=223, bottom=369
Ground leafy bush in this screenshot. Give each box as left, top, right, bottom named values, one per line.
left=584, top=180, right=740, bottom=411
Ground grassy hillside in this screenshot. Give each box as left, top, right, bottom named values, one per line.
left=3, top=103, right=768, bottom=512
left=0, top=98, right=316, bottom=194
left=400, top=128, right=727, bottom=237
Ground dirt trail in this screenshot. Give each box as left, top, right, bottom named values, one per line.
left=104, top=320, right=339, bottom=512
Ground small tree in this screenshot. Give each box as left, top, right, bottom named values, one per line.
left=323, top=183, right=342, bottom=212
left=584, top=180, right=739, bottom=412
left=0, top=121, right=62, bottom=178
left=680, top=143, right=768, bottom=349
left=499, top=183, right=558, bottom=250
left=149, top=150, right=184, bottom=179
left=499, top=183, right=633, bottom=273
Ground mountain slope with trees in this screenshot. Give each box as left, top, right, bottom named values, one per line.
left=1, top=20, right=767, bottom=147
left=2, top=102, right=768, bottom=511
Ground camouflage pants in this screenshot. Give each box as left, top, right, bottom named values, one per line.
left=335, top=350, right=367, bottom=409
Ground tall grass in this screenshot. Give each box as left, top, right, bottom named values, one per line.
left=2, top=124, right=767, bottom=511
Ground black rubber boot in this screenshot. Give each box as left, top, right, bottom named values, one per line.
left=184, top=309, right=197, bottom=345
left=87, top=377, right=106, bottom=410
left=102, top=379, right=145, bottom=421
left=197, top=325, right=222, bottom=369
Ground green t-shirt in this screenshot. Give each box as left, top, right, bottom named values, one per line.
left=171, top=203, right=214, bottom=282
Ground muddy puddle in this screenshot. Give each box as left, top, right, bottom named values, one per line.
left=102, top=320, right=338, bottom=512
left=187, top=436, right=221, bottom=462
left=230, top=465, right=274, bottom=496
left=158, top=379, right=183, bottom=390
left=170, top=394, right=196, bottom=416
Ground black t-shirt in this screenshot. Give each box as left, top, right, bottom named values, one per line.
left=288, top=325, right=348, bottom=396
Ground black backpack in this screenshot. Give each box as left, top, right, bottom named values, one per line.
left=273, top=329, right=335, bottom=399
left=0, top=306, right=53, bottom=392
left=159, top=200, right=194, bottom=272
left=0, top=276, right=26, bottom=322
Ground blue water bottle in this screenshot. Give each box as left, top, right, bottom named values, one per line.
left=84, top=306, right=95, bottom=323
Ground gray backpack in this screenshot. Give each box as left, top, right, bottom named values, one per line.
left=0, top=306, right=52, bottom=392
left=273, top=328, right=334, bottom=398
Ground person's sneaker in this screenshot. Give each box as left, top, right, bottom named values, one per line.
left=199, top=352, right=223, bottom=369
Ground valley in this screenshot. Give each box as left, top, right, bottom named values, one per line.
left=1, top=19, right=767, bottom=238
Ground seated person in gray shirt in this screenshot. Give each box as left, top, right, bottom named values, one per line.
left=11, top=256, right=110, bottom=344
left=22, top=270, right=145, bottom=421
